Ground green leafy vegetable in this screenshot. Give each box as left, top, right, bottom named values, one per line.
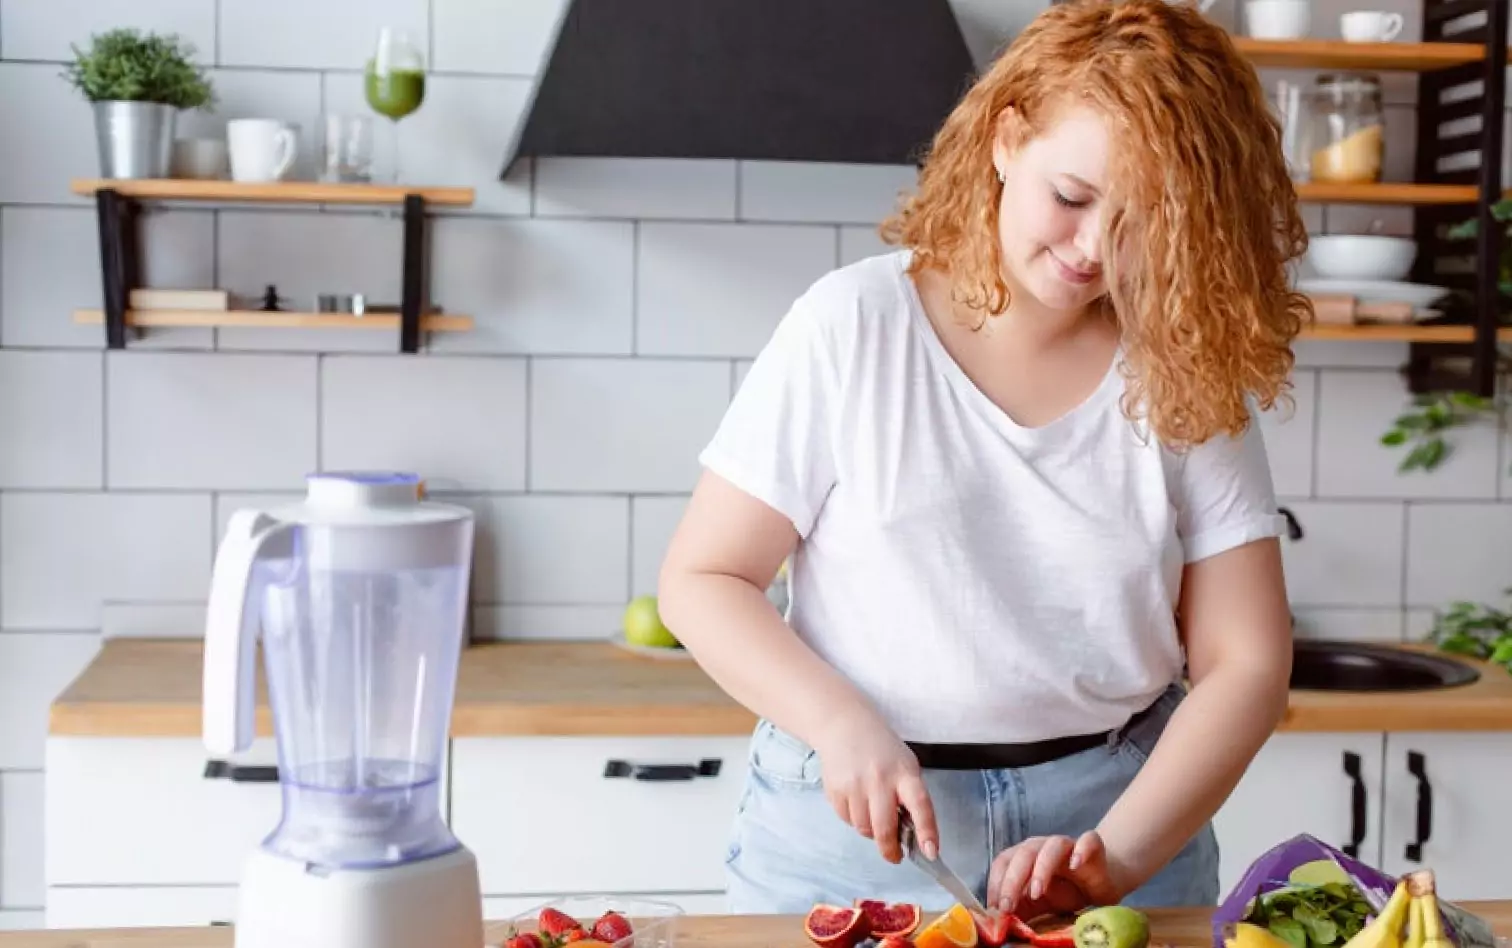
left=1429, top=592, right=1512, bottom=677
left=1243, top=880, right=1372, bottom=948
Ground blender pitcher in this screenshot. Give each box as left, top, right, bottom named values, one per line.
left=203, top=471, right=483, bottom=948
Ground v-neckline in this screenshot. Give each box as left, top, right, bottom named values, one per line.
left=893, top=250, right=1122, bottom=445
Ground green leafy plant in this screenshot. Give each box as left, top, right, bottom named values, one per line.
left=1445, top=196, right=1512, bottom=296
left=1378, top=391, right=1498, bottom=473
left=1428, top=592, right=1512, bottom=676
left=61, top=28, right=215, bottom=110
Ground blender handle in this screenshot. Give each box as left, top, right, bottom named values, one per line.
left=603, top=758, right=723, bottom=781
left=204, top=510, right=290, bottom=757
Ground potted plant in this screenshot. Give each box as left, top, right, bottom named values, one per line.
left=62, top=28, right=216, bottom=179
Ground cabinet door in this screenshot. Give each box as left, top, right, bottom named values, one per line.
left=1213, top=733, right=1385, bottom=897
left=1381, top=733, right=1512, bottom=900
left=453, top=736, right=751, bottom=896
left=45, top=737, right=283, bottom=886
left=46, top=885, right=239, bottom=929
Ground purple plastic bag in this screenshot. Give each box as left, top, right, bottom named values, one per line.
left=1211, top=834, right=1496, bottom=948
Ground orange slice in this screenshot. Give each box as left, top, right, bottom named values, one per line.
left=913, top=904, right=979, bottom=948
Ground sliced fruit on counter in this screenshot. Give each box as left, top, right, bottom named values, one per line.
left=1073, top=906, right=1150, bottom=948
left=914, top=904, right=980, bottom=948
left=856, top=900, right=924, bottom=938
left=806, top=904, right=872, bottom=948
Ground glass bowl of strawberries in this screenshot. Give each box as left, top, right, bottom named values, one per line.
left=489, top=897, right=686, bottom=948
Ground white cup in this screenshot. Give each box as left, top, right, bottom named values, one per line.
left=227, top=119, right=297, bottom=183
left=1246, top=0, right=1311, bottom=39
left=1340, top=10, right=1404, bottom=41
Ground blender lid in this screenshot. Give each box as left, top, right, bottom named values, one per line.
left=265, top=470, right=473, bottom=528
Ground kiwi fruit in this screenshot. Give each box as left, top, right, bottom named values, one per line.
left=1074, top=906, right=1151, bottom=948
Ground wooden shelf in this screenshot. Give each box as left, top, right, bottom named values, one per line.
left=69, top=178, right=475, bottom=207
left=73, top=309, right=474, bottom=332
left=1233, top=37, right=1485, bottom=71
left=1299, top=323, right=1512, bottom=342
left=1294, top=181, right=1480, bottom=204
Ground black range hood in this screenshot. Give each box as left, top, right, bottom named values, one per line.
left=501, top=0, right=980, bottom=176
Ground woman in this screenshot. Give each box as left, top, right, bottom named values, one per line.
left=658, top=0, right=1303, bottom=919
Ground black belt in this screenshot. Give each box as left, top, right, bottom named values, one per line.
left=905, top=698, right=1161, bottom=771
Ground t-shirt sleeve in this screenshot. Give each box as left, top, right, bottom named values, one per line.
left=1173, top=411, right=1289, bottom=564
left=697, top=285, right=841, bottom=539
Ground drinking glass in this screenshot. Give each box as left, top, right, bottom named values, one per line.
left=364, top=27, right=425, bottom=183
left=321, top=114, right=374, bottom=183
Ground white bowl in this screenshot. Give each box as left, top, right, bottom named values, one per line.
left=1305, top=235, right=1417, bottom=282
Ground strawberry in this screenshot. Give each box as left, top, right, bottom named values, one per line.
left=506, top=934, right=545, bottom=948
left=592, top=912, right=635, bottom=945
left=539, top=908, right=585, bottom=941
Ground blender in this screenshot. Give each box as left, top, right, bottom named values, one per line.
left=203, top=471, right=483, bottom=948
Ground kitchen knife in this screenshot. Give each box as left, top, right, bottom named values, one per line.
left=898, top=809, right=994, bottom=922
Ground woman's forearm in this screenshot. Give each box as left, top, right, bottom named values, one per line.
left=1095, top=660, right=1290, bottom=895
left=658, top=569, right=885, bottom=750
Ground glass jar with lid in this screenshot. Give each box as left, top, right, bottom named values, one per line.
left=1309, top=72, right=1385, bottom=184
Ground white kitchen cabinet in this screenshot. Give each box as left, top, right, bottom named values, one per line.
left=46, top=735, right=454, bottom=887
left=45, top=886, right=239, bottom=929
left=1379, top=732, right=1512, bottom=900
left=451, top=736, right=751, bottom=898
left=45, top=737, right=285, bottom=887
left=1213, top=733, right=1385, bottom=897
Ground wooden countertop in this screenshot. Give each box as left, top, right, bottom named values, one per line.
left=4, top=904, right=1511, bottom=948
left=47, top=638, right=1512, bottom=739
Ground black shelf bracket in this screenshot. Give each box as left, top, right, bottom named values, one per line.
left=94, top=187, right=141, bottom=350
left=400, top=193, right=426, bottom=354
left=1406, top=0, right=1508, bottom=397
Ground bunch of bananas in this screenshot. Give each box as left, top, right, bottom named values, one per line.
left=1223, top=869, right=1454, bottom=948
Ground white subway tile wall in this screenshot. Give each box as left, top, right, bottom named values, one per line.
left=0, top=0, right=1508, bottom=911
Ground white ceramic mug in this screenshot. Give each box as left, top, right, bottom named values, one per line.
left=1340, top=10, right=1404, bottom=41
left=227, top=119, right=297, bottom=183
left=1246, top=0, right=1311, bottom=39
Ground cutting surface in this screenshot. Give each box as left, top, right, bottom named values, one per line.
left=3, top=905, right=1511, bottom=948
left=47, top=638, right=1512, bottom=737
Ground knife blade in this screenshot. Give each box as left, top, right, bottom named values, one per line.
left=897, top=809, right=994, bottom=922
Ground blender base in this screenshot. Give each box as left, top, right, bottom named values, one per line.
left=234, top=845, right=484, bottom=948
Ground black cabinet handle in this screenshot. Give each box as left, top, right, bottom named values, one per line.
left=203, top=760, right=280, bottom=783
left=1342, top=751, right=1366, bottom=858
left=210, top=920, right=233, bottom=927
left=603, top=758, right=722, bottom=781
left=1405, top=751, right=1433, bottom=862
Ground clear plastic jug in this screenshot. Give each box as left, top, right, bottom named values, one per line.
left=204, top=471, right=474, bottom=871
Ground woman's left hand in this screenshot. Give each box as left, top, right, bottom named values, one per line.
left=986, top=831, right=1124, bottom=918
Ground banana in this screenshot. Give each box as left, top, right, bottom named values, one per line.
left=1341, top=879, right=1413, bottom=948
left=1404, top=887, right=1426, bottom=948
left=1406, top=870, right=1455, bottom=948
left=1223, top=922, right=1297, bottom=948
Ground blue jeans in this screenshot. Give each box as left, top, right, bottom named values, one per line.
left=723, top=684, right=1219, bottom=913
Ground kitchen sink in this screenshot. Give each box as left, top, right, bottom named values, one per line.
left=1290, top=639, right=1481, bottom=692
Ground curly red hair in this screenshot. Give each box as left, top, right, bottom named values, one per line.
left=879, top=0, right=1311, bottom=448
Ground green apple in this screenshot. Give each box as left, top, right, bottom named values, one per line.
left=623, top=595, right=679, bottom=648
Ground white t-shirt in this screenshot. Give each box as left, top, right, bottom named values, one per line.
left=698, top=250, right=1287, bottom=744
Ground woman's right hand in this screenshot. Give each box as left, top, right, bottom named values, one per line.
left=812, top=708, right=940, bottom=864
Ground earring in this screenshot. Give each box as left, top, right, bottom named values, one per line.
left=995, top=168, right=1005, bottom=183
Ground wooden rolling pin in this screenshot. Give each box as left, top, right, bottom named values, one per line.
left=1307, top=293, right=1416, bottom=325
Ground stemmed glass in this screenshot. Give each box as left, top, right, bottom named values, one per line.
left=364, top=27, right=426, bottom=183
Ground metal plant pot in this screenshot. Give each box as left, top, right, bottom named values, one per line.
left=92, top=100, right=177, bottom=179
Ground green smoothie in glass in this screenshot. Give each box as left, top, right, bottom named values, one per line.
left=365, top=64, right=425, bottom=121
